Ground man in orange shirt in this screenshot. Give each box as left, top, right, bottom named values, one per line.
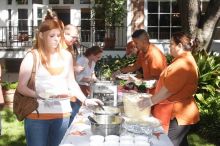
left=138, top=32, right=200, bottom=146
left=113, top=29, right=167, bottom=93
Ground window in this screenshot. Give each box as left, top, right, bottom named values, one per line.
left=37, top=8, right=43, bottom=26
left=18, top=9, right=28, bottom=33
left=94, top=7, right=105, bottom=42
left=16, top=0, right=28, bottom=4
left=8, top=0, right=12, bottom=5
left=148, top=0, right=181, bottom=40
left=49, top=0, right=59, bottom=4
left=32, top=0, right=42, bottom=4
left=18, top=9, right=28, bottom=40
left=63, top=0, right=74, bottom=4
left=80, top=0, right=90, bottom=4
left=81, top=8, right=105, bottom=42
left=81, top=8, right=91, bottom=42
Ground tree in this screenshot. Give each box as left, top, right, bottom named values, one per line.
left=177, top=0, right=220, bottom=52
left=93, top=0, right=126, bottom=49
left=93, top=0, right=126, bottom=26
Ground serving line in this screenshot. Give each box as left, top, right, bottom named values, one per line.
left=60, top=106, right=174, bottom=146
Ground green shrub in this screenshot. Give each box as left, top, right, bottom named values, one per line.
left=192, top=51, right=220, bottom=145
left=0, top=109, right=26, bottom=146
left=95, top=54, right=173, bottom=79
left=95, top=55, right=136, bottom=79
left=1, top=82, right=18, bottom=90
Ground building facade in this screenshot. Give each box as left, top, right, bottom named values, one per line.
left=0, top=0, right=219, bottom=56
left=0, top=0, right=219, bottom=81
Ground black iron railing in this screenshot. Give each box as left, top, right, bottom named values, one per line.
left=0, top=25, right=127, bottom=50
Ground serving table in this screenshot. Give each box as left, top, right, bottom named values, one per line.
left=60, top=106, right=174, bottom=146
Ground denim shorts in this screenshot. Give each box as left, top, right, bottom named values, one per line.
left=24, top=117, right=69, bottom=146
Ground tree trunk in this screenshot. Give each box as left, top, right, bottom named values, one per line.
left=177, top=0, right=220, bottom=52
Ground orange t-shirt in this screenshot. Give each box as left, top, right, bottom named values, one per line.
left=136, top=44, right=167, bottom=80
left=152, top=52, right=200, bottom=133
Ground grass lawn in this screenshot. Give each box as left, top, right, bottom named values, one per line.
left=0, top=108, right=25, bottom=146
left=0, top=108, right=217, bottom=146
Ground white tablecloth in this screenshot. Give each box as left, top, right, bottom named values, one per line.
left=61, top=107, right=174, bottom=146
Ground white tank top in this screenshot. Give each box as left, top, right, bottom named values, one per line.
left=34, top=52, right=72, bottom=114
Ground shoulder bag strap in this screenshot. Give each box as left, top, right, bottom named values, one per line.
left=26, top=50, right=39, bottom=117
left=27, top=50, right=37, bottom=91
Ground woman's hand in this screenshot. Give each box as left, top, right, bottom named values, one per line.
left=84, top=98, right=104, bottom=106
left=74, top=65, right=84, bottom=74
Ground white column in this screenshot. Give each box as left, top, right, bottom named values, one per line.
left=144, top=0, right=148, bottom=31
left=70, top=8, right=81, bottom=26
left=127, top=0, right=133, bottom=42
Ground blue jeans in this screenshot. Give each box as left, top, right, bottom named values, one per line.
left=24, top=117, right=69, bottom=146
left=69, top=99, right=81, bottom=127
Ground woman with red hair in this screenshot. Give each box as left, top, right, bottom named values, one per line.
left=17, top=12, right=103, bottom=146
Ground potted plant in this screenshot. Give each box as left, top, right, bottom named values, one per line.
left=1, top=81, right=18, bottom=108
left=93, top=0, right=126, bottom=49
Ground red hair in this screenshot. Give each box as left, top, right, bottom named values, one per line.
left=34, top=19, right=62, bottom=67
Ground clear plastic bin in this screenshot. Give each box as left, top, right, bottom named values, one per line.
left=123, top=93, right=151, bottom=120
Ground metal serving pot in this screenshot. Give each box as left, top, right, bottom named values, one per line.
left=94, top=106, right=120, bottom=116
left=89, top=115, right=123, bottom=136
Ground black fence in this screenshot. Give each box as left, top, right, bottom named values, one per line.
left=0, top=26, right=36, bottom=48
left=0, top=25, right=127, bottom=50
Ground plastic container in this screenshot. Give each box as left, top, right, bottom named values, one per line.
left=90, top=135, right=105, bottom=143
left=135, top=141, right=150, bottom=146
left=120, top=140, right=134, bottom=146
left=104, top=141, right=119, bottom=146
left=90, top=141, right=104, bottom=146
left=134, top=135, right=148, bottom=143
left=120, top=135, right=134, bottom=142
left=105, top=135, right=120, bottom=142
left=123, top=93, right=151, bottom=120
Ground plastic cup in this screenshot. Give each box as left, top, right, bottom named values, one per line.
left=104, top=141, right=119, bottom=146
left=134, top=135, right=149, bottom=143
left=90, top=135, right=105, bottom=143
left=105, top=135, right=119, bottom=142
left=120, top=140, right=134, bottom=146
left=120, top=135, right=134, bottom=142
left=135, top=141, right=150, bottom=146
left=90, top=141, right=104, bottom=146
